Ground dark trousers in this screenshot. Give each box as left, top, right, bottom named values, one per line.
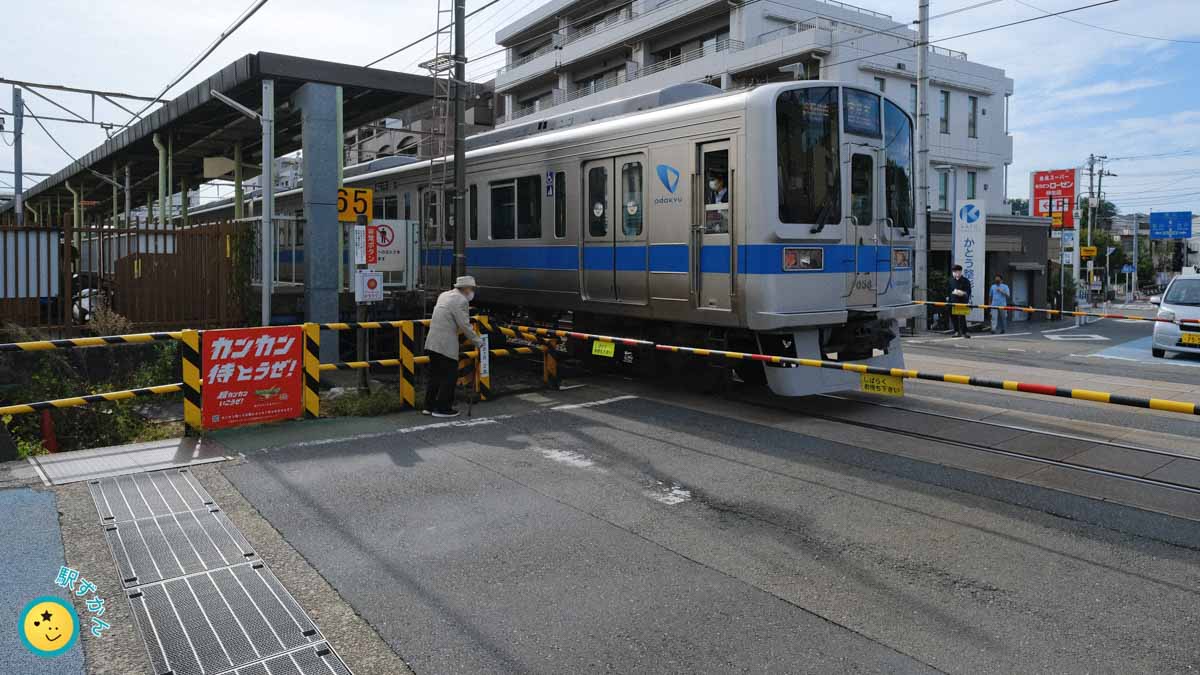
left=951, top=313, right=968, bottom=335
left=424, top=351, right=458, bottom=412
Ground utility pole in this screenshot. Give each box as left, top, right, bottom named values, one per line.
left=12, top=87, right=23, bottom=226
left=452, top=0, right=467, bottom=280
left=914, top=0, right=930, bottom=330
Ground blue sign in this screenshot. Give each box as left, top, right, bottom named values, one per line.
left=958, top=203, right=982, bottom=224
left=1122, top=264, right=1135, bottom=274
left=1149, top=211, right=1193, bottom=240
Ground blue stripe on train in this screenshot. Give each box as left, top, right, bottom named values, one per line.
left=422, top=244, right=900, bottom=274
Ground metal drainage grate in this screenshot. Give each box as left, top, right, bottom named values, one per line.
left=220, top=643, right=353, bottom=675
left=104, top=508, right=257, bottom=588
left=90, top=469, right=215, bottom=523
left=127, top=563, right=333, bottom=675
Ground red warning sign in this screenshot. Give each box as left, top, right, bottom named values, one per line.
left=201, top=326, right=304, bottom=429
left=366, top=225, right=378, bottom=265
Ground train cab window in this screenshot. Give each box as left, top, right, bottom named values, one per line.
left=776, top=87, right=841, bottom=227
left=621, top=162, right=644, bottom=236
left=384, top=195, right=398, bottom=219
left=490, top=176, right=542, bottom=239
left=588, top=166, right=608, bottom=237
left=469, top=185, right=478, bottom=240
left=883, top=100, right=914, bottom=231
left=445, top=194, right=456, bottom=242
left=702, top=150, right=729, bottom=234
left=554, top=172, right=566, bottom=238
left=850, top=154, right=873, bottom=227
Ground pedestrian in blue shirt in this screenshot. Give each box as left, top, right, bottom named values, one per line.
left=989, top=274, right=1011, bottom=334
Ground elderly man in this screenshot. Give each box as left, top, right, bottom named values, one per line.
left=423, top=275, right=483, bottom=417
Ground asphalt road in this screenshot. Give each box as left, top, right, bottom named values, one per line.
left=219, top=389, right=1200, bottom=674
left=906, top=315, right=1200, bottom=384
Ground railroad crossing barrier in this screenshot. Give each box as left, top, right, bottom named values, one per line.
left=917, top=300, right=1199, bottom=325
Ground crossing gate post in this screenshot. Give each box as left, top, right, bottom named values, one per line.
left=477, top=334, right=491, bottom=401
left=302, top=323, right=320, bottom=419
left=399, top=321, right=416, bottom=410
left=543, top=338, right=560, bottom=390
left=182, top=330, right=203, bottom=433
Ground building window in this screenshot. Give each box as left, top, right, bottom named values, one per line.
left=874, top=77, right=886, bottom=92
left=939, top=90, right=950, bottom=134
left=909, top=84, right=917, bottom=115
left=554, top=172, right=566, bottom=238
left=968, top=96, right=978, bottom=138
left=938, top=172, right=948, bottom=210
left=490, top=176, right=542, bottom=240
left=967, top=171, right=977, bottom=199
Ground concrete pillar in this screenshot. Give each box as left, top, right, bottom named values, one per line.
left=290, top=81, right=340, bottom=363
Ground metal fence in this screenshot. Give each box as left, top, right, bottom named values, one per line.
left=1, top=218, right=251, bottom=337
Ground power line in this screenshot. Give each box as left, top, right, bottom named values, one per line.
left=118, top=0, right=272, bottom=131
left=1013, top=0, right=1200, bottom=44
left=364, top=0, right=503, bottom=68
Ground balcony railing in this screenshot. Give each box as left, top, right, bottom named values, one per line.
left=631, top=39, right=744, bottom=81
left=498, top=36, right=562, bottom=75
left=816, top=0, right=891, bottom=20
left=755, top=19, right=826, bottom=46
left=929, top=44, right=968, bottom=60
left=566, top=70, right=628, bottom=103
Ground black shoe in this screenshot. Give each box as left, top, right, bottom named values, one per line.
left=432, top=409, right=460, bottom=418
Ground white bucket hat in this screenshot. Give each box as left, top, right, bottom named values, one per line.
left=453, top=275, right=477, bottom=289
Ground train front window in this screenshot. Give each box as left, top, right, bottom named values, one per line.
left=884, top=100, right=914, bottom=231
left=776, top=87, right=840, bottom=227
left=588, top=166, right=608, bottom=237
left=621, top=161, right=643, bottom=236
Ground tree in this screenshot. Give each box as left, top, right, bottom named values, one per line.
left=1009, top=198, right=1029, bottom=216
left=1077, top=198, right=1118, bottom=238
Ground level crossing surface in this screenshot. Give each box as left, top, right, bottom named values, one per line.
left=209, top=384, right=1200, bottom=674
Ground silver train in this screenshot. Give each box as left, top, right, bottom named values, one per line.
left=193, top=81, right=921, bottom=396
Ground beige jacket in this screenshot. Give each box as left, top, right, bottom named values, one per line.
left=424, top=289, right=482, bottom=359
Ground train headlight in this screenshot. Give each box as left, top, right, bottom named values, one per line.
left=783, top=247, right=823, bottom=271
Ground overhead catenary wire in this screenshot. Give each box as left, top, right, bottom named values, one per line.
left=117, top=0, right=272, bottom=131
left=364, top=0, right=503, bottom=68
left=1013, top=0, right=1200, bottom=44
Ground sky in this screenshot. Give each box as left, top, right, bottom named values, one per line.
left=1, top=0, right=1198, bottom=216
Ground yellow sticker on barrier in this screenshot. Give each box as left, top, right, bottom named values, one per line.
left=591, top=341, right=616, bottom=358
left=952, top=304, right=971, bottom=316
left=861, top=373, right=904, bottom=397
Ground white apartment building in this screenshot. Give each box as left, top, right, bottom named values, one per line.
left=492, top=0, right=1015, bottom=215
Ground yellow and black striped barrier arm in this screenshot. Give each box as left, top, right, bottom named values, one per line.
left=0, top=331, right=183, bottom=352
left=503, top=323, right=655, bottom=347
left=916, top=300, right=1199, bottom=325
left=0, top=384, right=184, bottom=416
left=655, top=344, right=1200, bottom=416
left=399, top=321, right=417, bottom=410
left=182, top=330, right=202, bottom=431
left=317, top=319, right=433, bottom=331
left=302, top=323, right=320, bottom=419
left=543, top=339, right=560, bottom=390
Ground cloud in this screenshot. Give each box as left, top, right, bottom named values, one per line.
left=1051, top=78, right=1168, bottom=102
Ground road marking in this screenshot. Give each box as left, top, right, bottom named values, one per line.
left=538, top=448, right=602, bottom=470
left=1073, top=353, right=1138, bottom=362
left=1007, top=348, right=1026, bottom=352
left=972, top=332, right=1032, bottom=339
left=1042, top=324, right=1081, bottom=334
left=1046, top=334, right=1110, bottom=341
left=552, top=395, right=638, bottom=410
left=645, top=482, right=692, bottom=505
left=558, top=384, right=588, bottom=390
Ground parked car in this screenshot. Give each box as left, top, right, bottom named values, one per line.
left=1151, top=272, right=1200, bottom=358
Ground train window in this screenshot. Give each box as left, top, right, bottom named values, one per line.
left=469, top=185, right=478, bottom=240
left=850, top=154, right=873, bottom=227
left=489, top=176, right=542, bottom=239
left=423, top=190, right=438, bottom=243
left=383, top=195, right=398, bottom=219
left=445, top=193, right=455, bottom=242
left=403, top=192, right=411, bottom=220
left=776, top=87, right=841, bottom=227
left=702, top=150, right=729, bottom=234
left=588, top=166, right=607, bottom=237
left=621, top=162, right=643, bottom=236
left=843, top=88, right=881, bottom=138
left=883, top=100, right=914, bottom=231
left=516, top=175, right=541, bottom=239
left=554, top=172, right=566, bottom=238
left=490, top=182, right=515, bottom=239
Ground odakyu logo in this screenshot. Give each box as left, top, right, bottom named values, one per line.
left=654, top=164, right=684, bottom=205
left=959, top=203, right=981, bottom=224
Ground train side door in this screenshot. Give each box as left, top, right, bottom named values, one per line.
left=843, top=147, right=884, bottom=308
left=694, top=141, right=732, bottom=312
left=420, top=187, right=448, bottom=290
left=582, top=159, right=616, bottom=302
left=581, top=155, right=648, bottom=304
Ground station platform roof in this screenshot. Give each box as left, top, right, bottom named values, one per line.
left=4, top=52, right=439, bottom=218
